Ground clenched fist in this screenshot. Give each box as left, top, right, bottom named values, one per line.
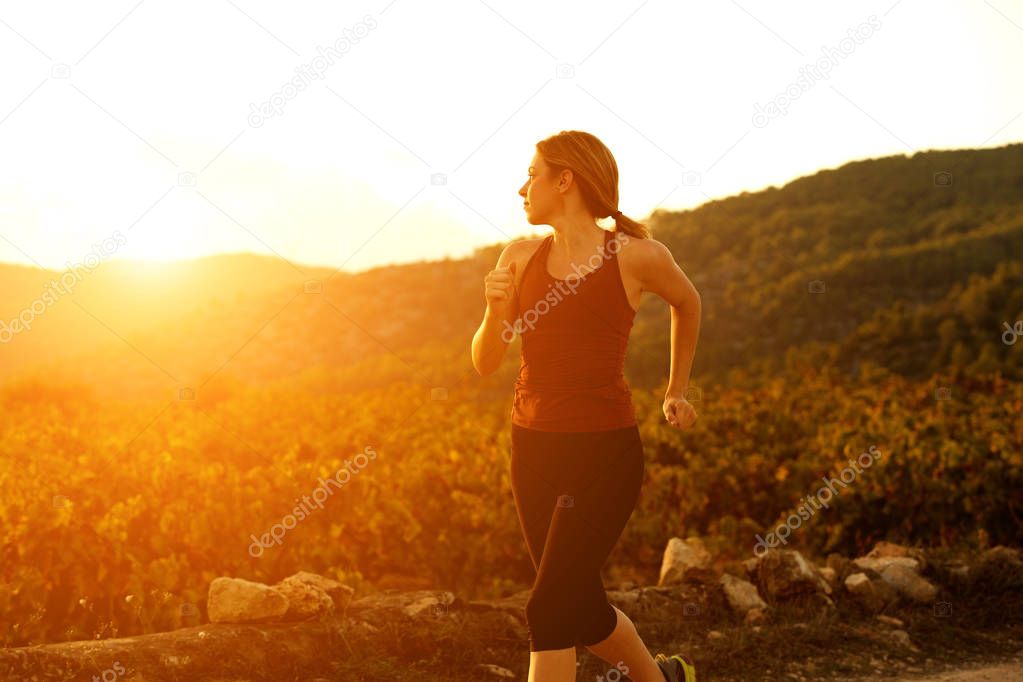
left=485, top=260, right=517, bottom=317
left=663, top=394, right=698, bottom=430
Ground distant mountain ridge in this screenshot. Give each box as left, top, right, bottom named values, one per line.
left=2, top=143, right=1021, bottom=398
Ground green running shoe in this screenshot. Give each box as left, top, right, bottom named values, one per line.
left=654, top=652, right=696, bottom=682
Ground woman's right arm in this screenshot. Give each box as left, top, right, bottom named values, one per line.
left=471, top=243, right=521, bottom=377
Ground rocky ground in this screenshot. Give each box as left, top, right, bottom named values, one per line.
left=1, top=542, right=1021, bottom=680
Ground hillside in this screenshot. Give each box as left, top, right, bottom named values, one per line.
left=4, top=144, right=1021, bottom=402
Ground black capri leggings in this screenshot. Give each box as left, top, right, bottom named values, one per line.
left=510, top=422, right=645, bottom=652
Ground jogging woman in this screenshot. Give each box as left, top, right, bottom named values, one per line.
left=471, top=130, right=702, bottom=682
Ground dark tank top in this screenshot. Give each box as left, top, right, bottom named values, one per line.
left=510, top=228, right=638, bottom=432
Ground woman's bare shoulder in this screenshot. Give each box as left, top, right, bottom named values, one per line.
left=506, top=236, right=546, bottom=268
left=614, top=232, right=667, bottom=267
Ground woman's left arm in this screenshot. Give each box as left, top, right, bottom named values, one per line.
left=638, top=239, right=702, bottom=428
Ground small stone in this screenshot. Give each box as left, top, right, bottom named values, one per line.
left=720, top=573, right=768, bottom=614
left=477, top=663, right=516, bottom=678
left=844, top=572, right=893, bottom=612
left=876, top=614, right=905, bottom=627
left=845, top=572, right=870, bottom=591
left=852, top=556, right=920, bottom=574
left=846, top=578, right=877, bottom=608
left=890, top=629, right=919, bottom=651
left=707, top=630, right=725, bottom=641
left=744, top=556, right=761, bottom=580
left=744, top=607, right=766, bottom=625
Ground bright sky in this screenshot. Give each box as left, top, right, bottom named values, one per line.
left=1, top=0, right=1021, bottom=274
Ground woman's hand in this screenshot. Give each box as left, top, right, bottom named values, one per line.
left=484, top=260, right=517, bottom=318
left=663, top=393, right=697, bottom=430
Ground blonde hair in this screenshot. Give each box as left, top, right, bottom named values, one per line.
left=535, top=130, right=650, bottom=239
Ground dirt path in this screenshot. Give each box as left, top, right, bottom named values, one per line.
left=841, top=655, right=1023, bottom=681
left=905, top=661, right=1023, bottom=681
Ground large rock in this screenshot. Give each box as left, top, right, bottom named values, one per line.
left=277, top=571, right=355, bottom=610
left=864, top=541, right=927, bottom=571
left=755, top=550, right=832, bottom=600
left=273, top=574, right=336, bottom=621
left=207, top=577, right=289, bottom=624
left=347, top=589, right=463, bottom=621
left=852, top=556, right=921, bottom=574
left=720, top=573, right=767, bottom=614
left=403, top=591, right=456, bottom=618
left=659, top=537, right=714, bottom=586
left=0, top=619, right=344, bottom=681
left=969, top=546, right=1023, bottom=594
left=850, top=543, right=939, bottom=604
left=879, top=563, right=938, bottom=603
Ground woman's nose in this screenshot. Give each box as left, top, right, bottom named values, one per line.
left=518, top=183, right=527, bottom=197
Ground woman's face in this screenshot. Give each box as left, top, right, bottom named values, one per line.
left=518, top=153, right=561, bottom=224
